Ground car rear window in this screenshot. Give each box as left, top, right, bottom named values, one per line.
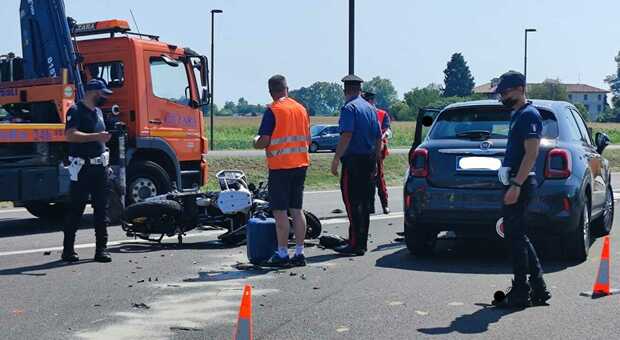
left=310, top=125, right=325, bottom=136
left=428, top=107, right=558, bottom=140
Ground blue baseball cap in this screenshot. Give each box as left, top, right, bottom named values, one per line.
left=85, top=79, right=113, bottom=94
left=495, top=71, right=526, bottom=94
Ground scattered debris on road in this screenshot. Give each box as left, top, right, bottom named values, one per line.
left=170, top=326, right=202, bottom=332
left=336, top=326, right=350, bottom=333
left=131, top=303, right=150, bottom=309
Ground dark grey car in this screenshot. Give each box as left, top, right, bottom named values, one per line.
left=404, top=100, right=613, bottom=261
left=310, top=124, right=339, bottom=153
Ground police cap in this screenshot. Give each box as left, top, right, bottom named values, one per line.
left=495, top=71, right=525, bottom=94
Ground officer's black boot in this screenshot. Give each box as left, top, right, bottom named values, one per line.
left=494, top=280, right=531, bottom=309
left=529, top=277, right=551, bottom=306
left=61, top=233, right=79, bottom=262
left=94, top=236, right=111, bottom=263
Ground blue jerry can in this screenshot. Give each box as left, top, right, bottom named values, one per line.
left=246, top=216, right=277, bottom=265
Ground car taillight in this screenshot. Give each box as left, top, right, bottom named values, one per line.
left=545, top=148, right=572, bottom=179
left=410, top=148, right=429, bottom=177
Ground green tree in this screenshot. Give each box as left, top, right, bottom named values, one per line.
left=202, top=103, right=219, bottom=117
left=605, top=51, right=620, bottom=114
left=363, top=76, right=398, bottom=110
left=528, top=79, right=569, bottom=101
left=443, top=53, right=475, bottom=97
left=389, top=101, right=411, bottom=121
left=403, top=84, right=442, bottom=119
left=236, top=97, right=250, bottom=113
left=289, top=82, right=344, bottom=116
left=573, top=103, right=591, bottom=121
left=217, top=101, right=236, bottom=116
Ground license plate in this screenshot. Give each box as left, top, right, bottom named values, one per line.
left=457, top=156, right=502, bottom=171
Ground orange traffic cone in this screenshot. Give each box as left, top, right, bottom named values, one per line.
left=581, top=236, right=620, bottom=298
left=233, top=284, right=253, bottom=340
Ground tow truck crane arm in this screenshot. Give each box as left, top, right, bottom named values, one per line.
left=19, top=0, right=84, bottom=99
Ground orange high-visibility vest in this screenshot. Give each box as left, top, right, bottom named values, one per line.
left=266, top=97, right=310, bottom=170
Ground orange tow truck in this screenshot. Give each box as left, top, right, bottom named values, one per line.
left=0, top=9, right=210, bottom=221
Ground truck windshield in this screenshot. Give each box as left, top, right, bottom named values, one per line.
left=428, top=107, right=559, bottom=140
left=149, top=57, right=191, bottom=106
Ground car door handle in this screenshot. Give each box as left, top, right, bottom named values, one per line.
left=149, top=119, right=162, bottom=125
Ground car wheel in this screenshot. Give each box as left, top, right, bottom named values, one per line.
left=309, top=142, right=319, bottom=153
left=592, top=185, right=614, bottom=236
left=24, top=201, right=67, bottom=222
left=563, top=197, right=591, bottom=262
left=127, top=161, right=172, bottom=204
left=404, top=220, right=436, bottom=256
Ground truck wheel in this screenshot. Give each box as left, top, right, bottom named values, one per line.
left=404, top=220, right=436, bottom=257
left=592, top=185, right=614, bottom=237
left=563, top=198, right=591, bottom=262
left=123, top=200, right=182, bottom=235
left=127, top=161, right=172, bottom=204
left=24, top=202, right=66, bottom=221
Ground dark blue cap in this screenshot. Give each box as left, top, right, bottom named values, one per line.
left=85, top=79, right=113, bottom=94
left=495, top=71, right=525, bottom=94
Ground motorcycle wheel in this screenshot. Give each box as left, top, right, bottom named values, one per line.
left=123, top=200, right=182, bottom=235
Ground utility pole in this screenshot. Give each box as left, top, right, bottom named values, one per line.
left=349, top=0, right=355, bottom=75
left=524, top=28, right=537, bottom=89
left=210, top=9, right=223, bottom=151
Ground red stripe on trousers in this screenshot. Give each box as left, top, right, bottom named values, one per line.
left=341, top=167, right=356, bottom=247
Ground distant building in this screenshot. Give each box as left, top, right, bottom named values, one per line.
left=473, top=82, right=609, bottom=118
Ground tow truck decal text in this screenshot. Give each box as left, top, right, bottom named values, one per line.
left=0, top=88, right=18, bottom=97
left=163, top=112, right=197, bottom=129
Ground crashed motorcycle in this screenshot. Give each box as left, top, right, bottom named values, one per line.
left=121, top=170, right=321, bottom=245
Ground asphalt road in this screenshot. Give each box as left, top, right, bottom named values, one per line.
left=1, top=184, right=619, bottom=339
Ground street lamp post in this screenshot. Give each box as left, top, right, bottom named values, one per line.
left=524, top=28, right=537, bottom=87
left=210, top=9, right=223, bottom=151
left=349, top=0, right=354, bottom=75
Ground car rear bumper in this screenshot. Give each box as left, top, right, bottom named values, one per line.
left=404, top=177, right=583, bottom=238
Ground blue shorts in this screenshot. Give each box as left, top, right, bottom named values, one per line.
left=268, top=166, right=307, bottom=211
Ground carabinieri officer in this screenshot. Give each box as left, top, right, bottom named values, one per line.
left=62, top=79, right=113, bottom=263
left=495, top=71, right=551, bottom=307
left=330, top=75, right=381, bottom=256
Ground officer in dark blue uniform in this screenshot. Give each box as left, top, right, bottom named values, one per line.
left=330, top=75, right=381, bottom=256
left=495, top=71, right=551, bottom=307
left=62, top=79, right=112, bottom=263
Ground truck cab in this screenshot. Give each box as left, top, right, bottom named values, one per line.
left=0, top=18, right=210, bottom=220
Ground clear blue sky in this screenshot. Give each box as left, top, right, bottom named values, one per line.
left=2, top=0, right=619, bottom=106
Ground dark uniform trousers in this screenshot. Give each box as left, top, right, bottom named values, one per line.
left=502, top=176, right=544, bottom=284
left=64, top=164, right=109, bottom=252
left=340, top=154, right=377, bottom=251
left=370, top=146, right=389, bottom=209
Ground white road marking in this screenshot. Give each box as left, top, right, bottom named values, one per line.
left=0, top=230, right=223, bottom=257
left=0, top=214, right=404, bottom=258
left=322, top=213, right=404, bottom=226
left=305, top=186, right=401, bottom=195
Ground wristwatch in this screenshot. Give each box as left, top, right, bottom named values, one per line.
left=510, top=179, right=522, bottom=188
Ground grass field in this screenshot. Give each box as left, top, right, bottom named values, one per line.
left=206, top=147, right=620, bottom=192
left=210, top=116, right=416, bottom=149
left=205, top=153, right=409, bottom=192
left=208, top=117, right=620, bottom=150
